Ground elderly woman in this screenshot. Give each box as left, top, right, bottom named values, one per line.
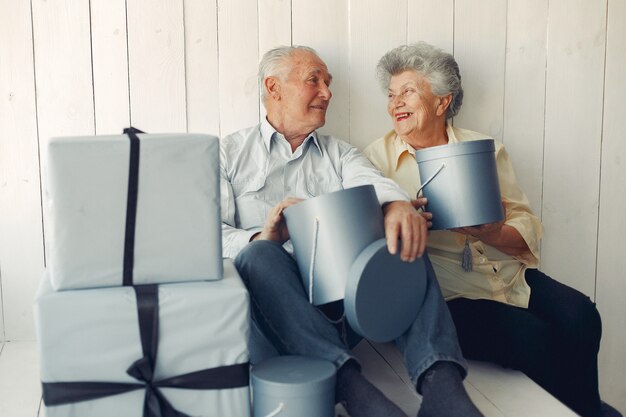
left=364, top=42, right=621, bottom=417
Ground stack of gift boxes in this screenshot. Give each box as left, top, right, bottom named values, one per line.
left=34, top=129, right=251, bottom=417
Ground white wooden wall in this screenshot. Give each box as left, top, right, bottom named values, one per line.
left=1, top=0, right=624, bottom=411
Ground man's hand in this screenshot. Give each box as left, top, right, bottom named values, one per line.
left=383, top=200, right=428, bottom=262
left=252, top=197, right=303, bottom=244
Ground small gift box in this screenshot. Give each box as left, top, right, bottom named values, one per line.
left=44, top=130, right=222, bottom=290
left=35, top=259, right=251, bottom=417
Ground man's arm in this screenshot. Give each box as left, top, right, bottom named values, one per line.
left=383, top=200, right=428, bottom=262
left=340, top=144, right=427, bottom=262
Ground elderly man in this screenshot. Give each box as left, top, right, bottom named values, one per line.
left=221, top=45, right=482, bottom=417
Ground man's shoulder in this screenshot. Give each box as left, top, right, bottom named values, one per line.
left=220, top=124, right=262, bottom=151
left=221, top=124, right=261, bottom=142
left=315, top=132, right=355, bottom=153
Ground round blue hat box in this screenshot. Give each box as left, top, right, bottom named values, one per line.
left=251, top=356, right=336, bottom=417
left=283, top=185, right=384, bottom=305
left=414, top=139, right=504, bottom=230
left=344, top=238, right=427, bottom=342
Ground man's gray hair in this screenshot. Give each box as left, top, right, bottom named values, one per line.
left=376, top=42, right=463, bottom=119
left=258, top=45, right=320, bottom=101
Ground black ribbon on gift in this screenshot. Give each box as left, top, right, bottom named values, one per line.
left=42, top=128, right=250, bottom=416
left=42, top=285, right=250, bottom=416
left=122, top=126, right=143, bottom=286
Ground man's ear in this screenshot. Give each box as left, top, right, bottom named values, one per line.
left=436, top=94, right=452, bottom=116
left=265, top=77, right=281, bottom=100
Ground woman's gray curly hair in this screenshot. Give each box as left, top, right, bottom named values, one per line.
left=376, top=42, right=463, bottom=119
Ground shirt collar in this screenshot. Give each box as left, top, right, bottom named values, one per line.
left=260, top=118, right=322, bottom=155
left=390, top=122, right=457, bottom=170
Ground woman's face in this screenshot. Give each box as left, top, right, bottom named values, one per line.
left=386, top=70, right=447, bottom=142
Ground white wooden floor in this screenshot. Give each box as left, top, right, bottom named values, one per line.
left=0, top=340, right=577, bottom=417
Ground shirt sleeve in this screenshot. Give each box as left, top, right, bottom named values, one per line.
left=496, top=144, right=544, bottom=266
left=220, top=141, right=262, bottom=259
left=340, top=144, right=409, bottom=204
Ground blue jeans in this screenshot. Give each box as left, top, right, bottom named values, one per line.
left=234, top=240, right=466, bottom=388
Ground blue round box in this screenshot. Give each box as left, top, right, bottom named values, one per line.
left=415, top=139, right=504, bottom=230
left=283, top=185, right=384, bottom=306
left=251, top=356, right=336, bottom=417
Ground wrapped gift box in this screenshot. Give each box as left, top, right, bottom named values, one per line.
left=44, top=132, right=222, bottom=290
left=35, top=259, right=251, bottom=417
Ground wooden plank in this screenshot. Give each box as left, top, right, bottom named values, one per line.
left=501, top=0, right=548, bottom=215
left=32, top=0, right=95, bottom=153
left=217, top=0, right=259, bottom=137
left=365, top=342, right=504, bottom=416
left=407, top=0, right=454, bottom=54
left=365, top=342, right=578, bottom=416
left=0, top=342, right=42, bottom=417
left=257, top=0, right=291, bottom=122
left=352, top=340, right=421, bottom=416
left=1, top=0, right=46, bottom=341
left=465, top=360, right=577, bottom=416
left=127, top=0, right=186, bottom=132
left=184, top=0, right=220, bottom=135
left=596, top=0, right=626, bottom=413
left=293, top=0, right=350, bottom=141
left=349, top=0, right=407, bottom=150
left=258, top=0, right=291, bottom=55
left=453, top=0, right=507, bottom=140
left=90, top=0, right=130, bottom=134
left=540, top=0, right=607, bottom=296
left=0, top=284, right=3, bottom=340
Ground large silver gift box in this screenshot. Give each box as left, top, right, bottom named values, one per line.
left=44, top=132, right=222, bottom=290
left=35, top=259, right=251, bottom=417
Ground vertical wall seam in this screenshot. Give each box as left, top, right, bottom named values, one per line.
left=216, top=0, right=222, bottom=137
left=347, top=0, right=351, bottom=144
left=539, top=0, right=550, bottom=248
left=182, top=0, right=189, bottom=133
left=451, top=0, right=456, bottom=127
left=0, top=263, right=4, bottom=341
left=88, top=0, right=97, bottom=134
left=255, top=1, right=260, bottom=123
left=594, top=0, right=610, bottom=302
left=501, top=0, right=509, bottom=145
left=124, top=0, right=133, bottom=126
left=30, top=0, right=47, bottom=271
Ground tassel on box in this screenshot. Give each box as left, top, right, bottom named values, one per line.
left=462, top=236, right=473, bottom=272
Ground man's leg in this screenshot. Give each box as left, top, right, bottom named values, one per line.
left=234, top=240, right=351, bottom=366
left=395, top=253, right=482, bottom=417
left=235, top=240, right=407, bottom=417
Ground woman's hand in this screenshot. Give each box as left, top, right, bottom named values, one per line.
left=452, top=201, right=531, bottom=257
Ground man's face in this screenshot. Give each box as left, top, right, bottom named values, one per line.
left=273, top=50, right=333, bottom=135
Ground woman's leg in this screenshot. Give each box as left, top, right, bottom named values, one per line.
left=447, top=269, right=602, bottom=416
left=525, top=269, right=602, bottom=416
